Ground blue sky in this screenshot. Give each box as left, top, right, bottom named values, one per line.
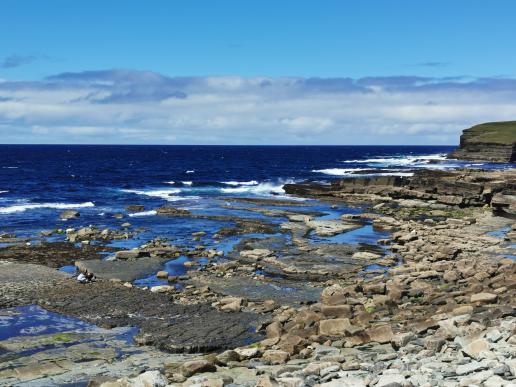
left=1, top=0, right=516, bottom=144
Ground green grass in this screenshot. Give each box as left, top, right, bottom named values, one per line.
left=465, top=121, right=516, bottom=144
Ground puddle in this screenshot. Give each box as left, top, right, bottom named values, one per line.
left=59, top=265, right=77, bottom=275
left=487, top=226, right=511, bottom=238
left=363, top=263, right=390, bottom=272
left=133, top=255, right=209, bottom=287
left=0, top=305, right=92, bottom=341
left=311, top=224, right=389, bottom=246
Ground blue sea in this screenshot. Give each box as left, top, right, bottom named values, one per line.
left=0, top=145, right=512, bottom=273
left=0, top=145, right=511, bottom=240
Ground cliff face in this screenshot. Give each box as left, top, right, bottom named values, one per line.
left=448, top=121, right=516, bottom=163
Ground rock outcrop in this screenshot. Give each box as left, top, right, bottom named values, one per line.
left=448, top=121, right=516, bottom=163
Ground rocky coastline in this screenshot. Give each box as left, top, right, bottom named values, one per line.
left=448, top=121, right=516, bottom=163
left=0, top=167, right=515, bottom=386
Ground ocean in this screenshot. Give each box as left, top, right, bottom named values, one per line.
left=0, top=144, right=510, bottom=268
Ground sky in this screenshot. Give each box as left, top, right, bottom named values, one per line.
left=1, top=0, right=516, bottom=145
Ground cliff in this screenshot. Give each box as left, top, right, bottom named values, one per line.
left=448, top=121, right=516, bottom=163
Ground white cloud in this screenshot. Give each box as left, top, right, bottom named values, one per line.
left=0, top=69, right=515, bottom=144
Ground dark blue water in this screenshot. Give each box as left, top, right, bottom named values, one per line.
left=1, top=145, right=511, bottom=243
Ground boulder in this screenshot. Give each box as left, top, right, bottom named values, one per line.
left=234, top=347, right=260, bottom=359
left=321, top=284, right=348, bottom=305
left=215, top=350, right=240, bottom=365
left=362, top=282, right=386, bottom=295
left=321, top=304, right=352, bottom=318
left=219, top=296, right=243, bottom=312
left=150, top=285, right=175, bottom=293
left=470, top=293, right=498, bottom=304
left=462, top=338, right=490, bottom=360
left=266, top=321, right=283, bottom=338
left=319, top=318, right=350, bottom=336
left=179, top=359, right=216, bottom=377
left=365, top=325, right=393, bottom=344
left=391, top=332, right=416, bottom=350
left=262, top=350, right=289, bottom=365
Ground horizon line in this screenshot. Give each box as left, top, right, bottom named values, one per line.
left=0, top=143, right=457, bottom=147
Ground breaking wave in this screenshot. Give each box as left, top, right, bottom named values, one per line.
left=341, top=154, right=448, bottom=167
left=220, top=180, right=293, bottom=195
left=221, top=180, right=259, bottom=186
left=0, top=201, right=95, bottom=214
left=313, top=169, right=414, bottom=177
left=128, top=210, right=158, bottom=217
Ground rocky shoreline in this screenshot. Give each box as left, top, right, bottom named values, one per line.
left=0, top=168, right=515, bottom=386
left=448, top=121, right=516, bottom=163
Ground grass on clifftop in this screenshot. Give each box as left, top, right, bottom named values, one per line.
left=465, top=121, right=516, bottom=144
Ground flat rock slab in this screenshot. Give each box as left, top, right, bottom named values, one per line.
left=76, top=258, right=167, bottom=282
left=42, top=281, right=263, bottom=353
left=0, top=242, right=115, bottom=268
left=0, top=261, right=71, bottom=308
left=1, top=262, right=263, bottom=353
left=191, top=276, right=322, bottom=305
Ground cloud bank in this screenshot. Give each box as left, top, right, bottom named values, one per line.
left=1, top=69, right=516, bottom=144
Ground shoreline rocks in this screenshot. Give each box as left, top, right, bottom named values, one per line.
left=448, top=121, right=516, bottom=163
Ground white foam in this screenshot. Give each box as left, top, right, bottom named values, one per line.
left=220, top=181, right=292, bottom=195
left=222, top=180, right=259, bottom=186
left=121, top=188, right=181, bottom=201
left=129, top=210, right=158, bottom=217
left=182, top=181, right=193, bottom=186
left=185, top=170, right=195, bottom=174
left=0, top=190, right=8, bottom=194
left=121, top=188, right=200, bottom=202
left=341, top=154, right=448, bottom=167
left=312, top=168, right=369, bottom=176
left=165, top=181, right=175, bottom=185
left=314, top=169, right=413, bottom=177
left=2, top=166, right=18, bottom=169
left=0, top=201, right=94, bottom=214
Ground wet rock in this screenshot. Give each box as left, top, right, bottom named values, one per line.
left=60, top=210, right=80, bottom=220
left=115, top=250, right=150, bottom=260
left=155, top=206, right=190, bottom=216
left=126, top=205, right=145, bottom=212
left=219, top=296, right=243, bottom=312
left=150, top=285, right=175, bottom=293
left=240, top=249, right=273, bottom=260
left=76, top=257, right=166, bottom=282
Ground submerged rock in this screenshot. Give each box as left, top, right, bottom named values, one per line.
left=59, top=210, right=80, bottom=220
